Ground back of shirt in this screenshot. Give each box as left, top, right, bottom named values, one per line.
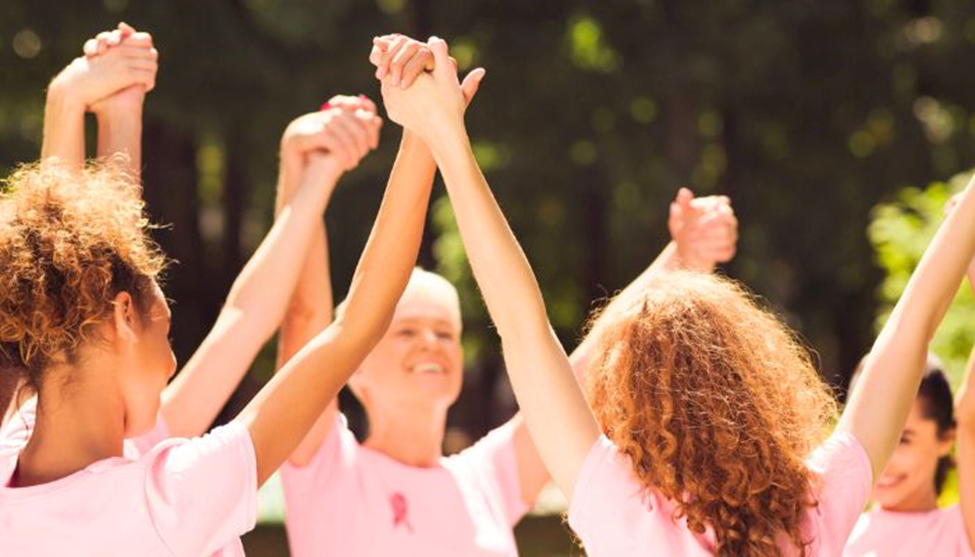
left=568, top=430, right=873, bottom=557
left=0, top=421, right=257, bottom=557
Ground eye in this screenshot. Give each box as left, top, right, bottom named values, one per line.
left=396, top=328, right=417, bottom=338
left=435, top=330, right=455, bottom=340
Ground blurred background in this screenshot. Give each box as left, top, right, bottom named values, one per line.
left=5, top=1, right=975, bottom=555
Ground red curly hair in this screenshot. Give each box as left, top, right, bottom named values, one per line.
left=585, top=271, right=838, bottom=556
left=0, top=161, right=167, bottom=394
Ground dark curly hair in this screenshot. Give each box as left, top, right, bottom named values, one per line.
left=585, top=271, right=839, bottom=556
left=0, top=161, right=167, bottom=399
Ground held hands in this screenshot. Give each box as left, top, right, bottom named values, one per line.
left=50, top=22, right=158, bottom=115
left=668, top=188, right=738, bottom=272
left=369, top=34, right=485, bottom=145
left=279, top=95, right=383, bottom=194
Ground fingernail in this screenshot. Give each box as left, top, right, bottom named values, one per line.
left=358, top=94, right=368, bottom=100
left=319, top=102, right=332, bottom=112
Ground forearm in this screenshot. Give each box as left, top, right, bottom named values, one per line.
left=431, top=130, right=550, bottom=336
left=842, top=178, right=975, bottom=478
left=430, top=127, right=598, bottom=498
left=223, top=167, right=338, bottom=337
left=95, top=105, right=143, bottom=179
left=243, top=135, right=432, bottom=484
left=41, top=82, right=86, bottom=170
left=161, top=164, right=338, bottom=437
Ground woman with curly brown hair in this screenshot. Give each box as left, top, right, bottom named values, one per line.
left=378, top=33, right=975, bottom=556
left=0, top=39, right=432, bottom=557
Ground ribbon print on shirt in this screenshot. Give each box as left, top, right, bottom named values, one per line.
left=390, top=492, right=414, bottom=533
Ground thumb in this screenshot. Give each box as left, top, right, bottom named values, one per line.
left=117, top=22, right=135, bottom=39
left=460, top=68, right=486, bottom=105
left=427, top=36, right=451, bottom=78
left=676, top=187, right=698, bottom=223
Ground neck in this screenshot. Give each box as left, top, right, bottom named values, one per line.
left=880, top=489, right=940, bottom=513
left=13, top=360, right=125, bottom=487
left=363, top=402, right=447, bottom=468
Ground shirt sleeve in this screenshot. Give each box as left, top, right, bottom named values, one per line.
left=453, top=421, right=531, bottom=526
left=128, top=413, right=170, bottom=456
left=279, top=414, right=358, bottom=528
left=805, top=430, right=873, bottom=555
left=144, top=420, right=258, bottom=556
left=568, top=435, right=646, bottom=546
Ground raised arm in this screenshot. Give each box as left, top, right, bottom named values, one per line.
left=88, top=24, right=158, bottom=179
left=840, top=177, right=975, bottom=481
left=957, top=261, right=975, bottom=551
left=375, top=37, right=597, bottom=498
left=160, top=105, right=381, bottom=439
left=41, top=22, right=156, bottom=171
left=239, top=131, right=432, bottom=485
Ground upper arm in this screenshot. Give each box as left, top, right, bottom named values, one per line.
left=148, top=422, right=258, bottom=555
left=161, top=308, right=269, bottom=438
left=500, top=324, right=600, bottom=501
left=837, top=322, right=929, bottom=481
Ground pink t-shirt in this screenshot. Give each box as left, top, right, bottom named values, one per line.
left=844, top=505, right=975, bottom=556
left=0, top=416, right=257, bottom=556
left=280, top=415, right=530, bottom=557
left=568, top=431, right=873, bottom=556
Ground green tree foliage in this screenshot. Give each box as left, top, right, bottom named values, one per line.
left=5, top=0, right=975, bottom=435
left=868, top=172, right=975, bottom=387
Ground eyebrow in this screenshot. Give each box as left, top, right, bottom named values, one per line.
left=394, top=318, right=459, bottom=330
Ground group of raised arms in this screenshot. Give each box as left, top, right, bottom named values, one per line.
left=0, top=23, right=972, bottom=557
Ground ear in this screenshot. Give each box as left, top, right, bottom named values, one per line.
left=937, top=427, right=957, bottom=456
left=112, top=291, right=140, bottom=344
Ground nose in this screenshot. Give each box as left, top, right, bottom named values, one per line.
left=417, top=328, right=438, bottom=349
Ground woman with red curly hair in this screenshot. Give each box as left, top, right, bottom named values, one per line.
left=378, top=33, right=975, bottom=556
left=0, top=35, right=432, bottom=557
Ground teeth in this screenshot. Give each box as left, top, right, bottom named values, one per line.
left=413, top=363, right=445, bottom=374
left=877, top=476, right=901, bottom=488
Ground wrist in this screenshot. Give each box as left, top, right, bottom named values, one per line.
left=46, top=78, right=85, bottom=117
left=425, top=117, right=470, bottom=163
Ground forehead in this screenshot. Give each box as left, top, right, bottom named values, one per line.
left=392, top=277, right=461, bottom=330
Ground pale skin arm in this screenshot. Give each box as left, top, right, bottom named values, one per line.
left=161, top=106, right=381, bottom=439
left=284, top=41, right=483, bottom=467
left=378, top=38, right=598, bottom=499
left=41, top=23, right=156, bottom=172
left=87, top=24, right=158, bottom=179
left=239, top=142, right=432, bottom=485
left=839, top=176, right=975, bottom=482
left=956, top=262, right=975, bottom=551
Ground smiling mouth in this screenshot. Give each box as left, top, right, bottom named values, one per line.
left=410, top=362, right=446, bottom=375
left=876, top=474, right=906, bottom=489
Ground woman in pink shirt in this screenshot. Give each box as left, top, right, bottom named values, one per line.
left=2, top=24, right=387, bottom=450
left=0, top=35, right=432, bottom=557
left=844, top=354, right=975, bottom=556
left=277, top=36, right=737, bottom=557
left=378, top=34, right=975, bottom=556
left=844, top=236, right=975, bottom=556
